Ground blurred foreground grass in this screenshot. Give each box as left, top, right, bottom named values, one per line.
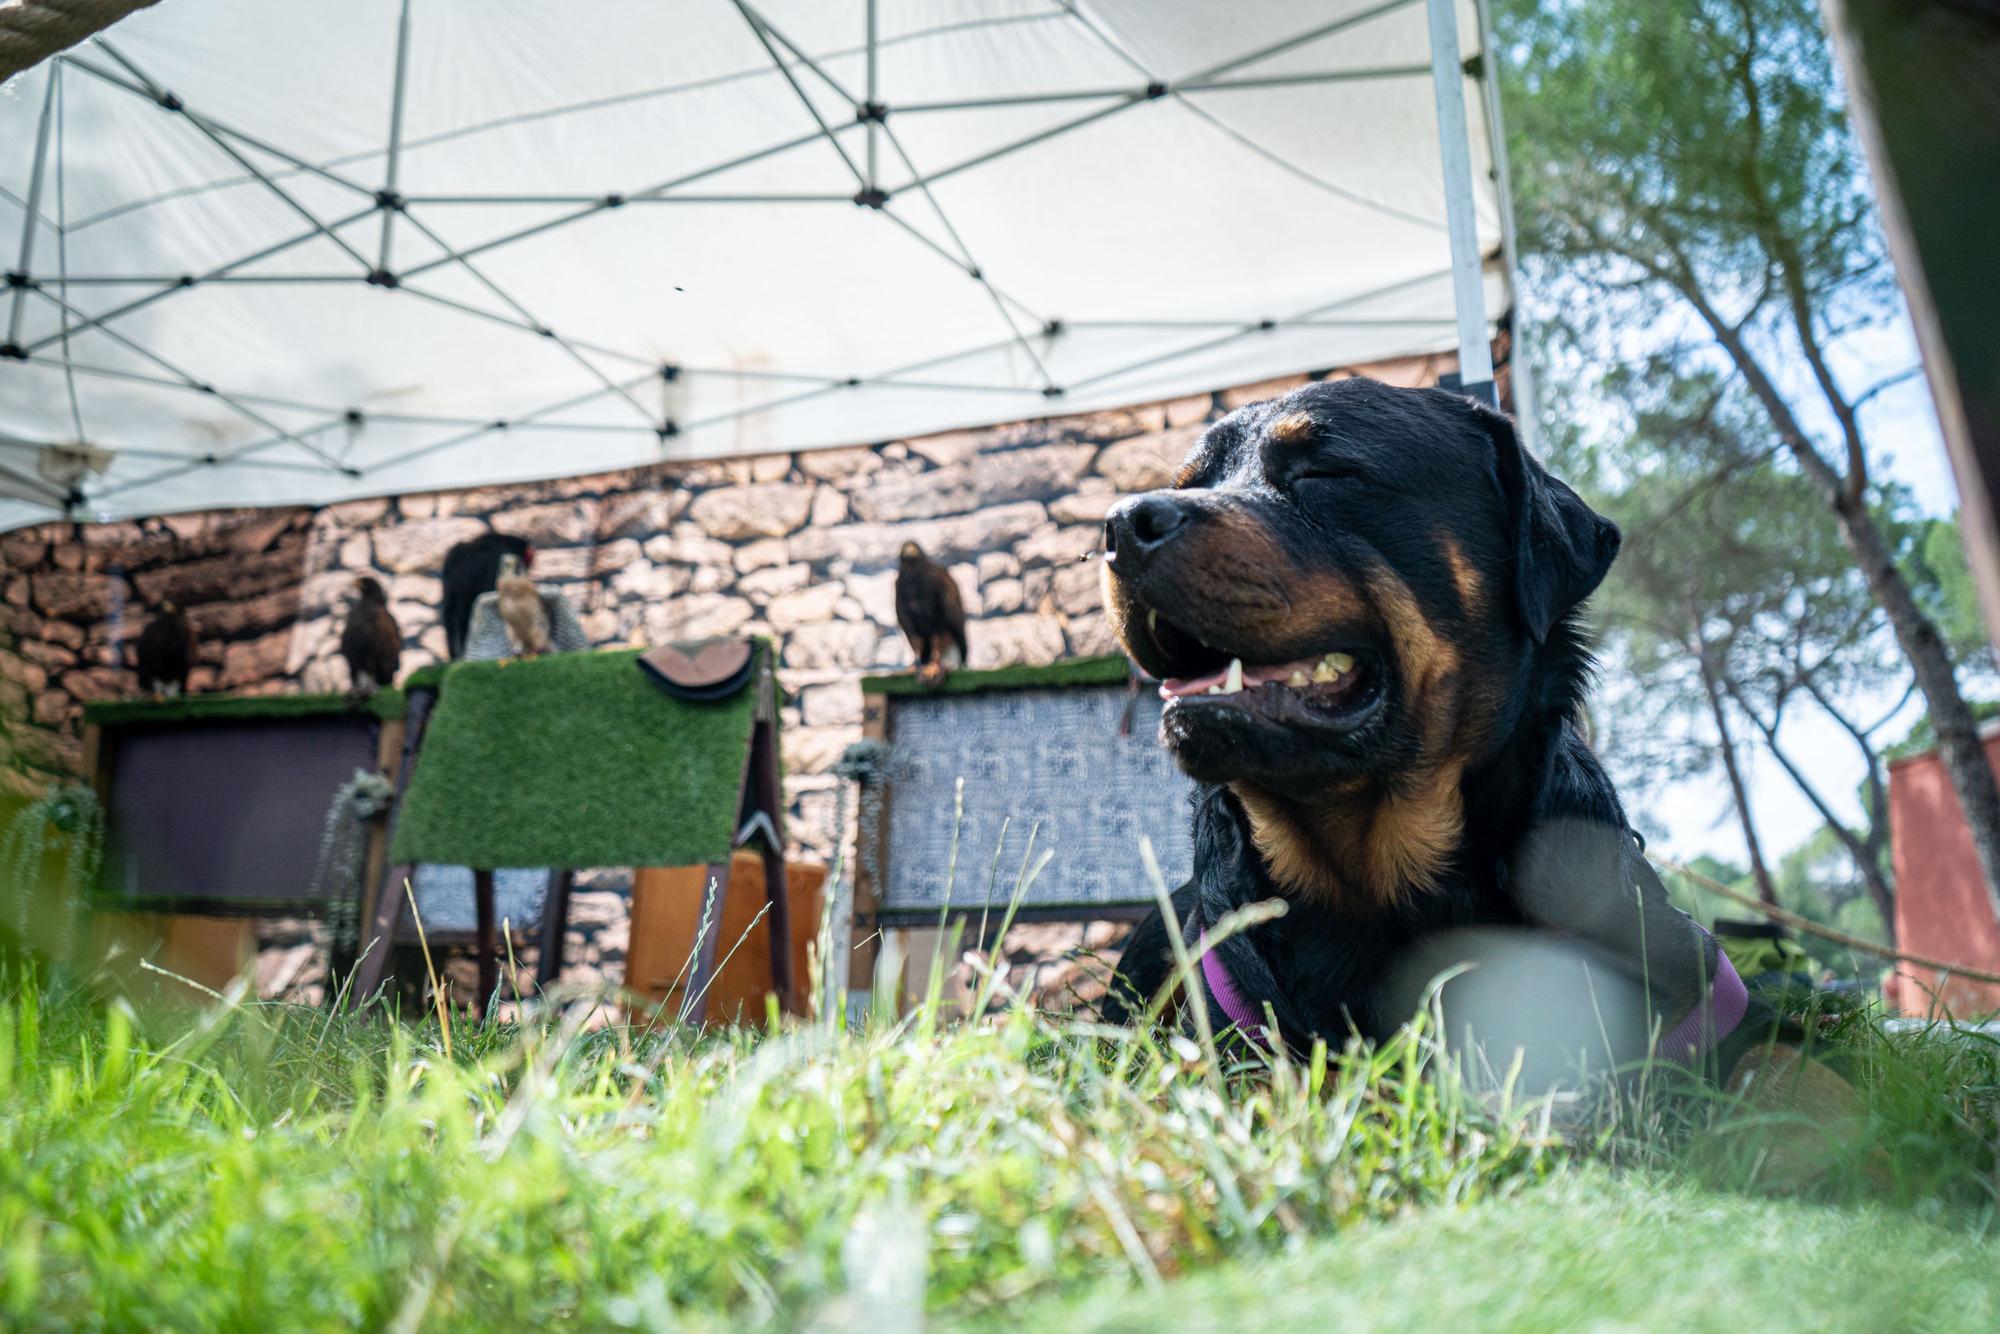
left=1, top=954, right=1998, bottom=1330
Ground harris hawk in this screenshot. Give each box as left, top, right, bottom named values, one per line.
left=339, top=576, right=402, bottom=693
left=134, top=602, right=195, bottom=697
left=895, top=541, right=969, bottom=687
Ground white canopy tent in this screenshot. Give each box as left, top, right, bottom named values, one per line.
left=0, top=0, right=1516, bottom=533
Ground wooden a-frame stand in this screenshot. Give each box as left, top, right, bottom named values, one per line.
left=350, top=657, right=792, bottom=1023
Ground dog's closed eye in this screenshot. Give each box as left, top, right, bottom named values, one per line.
left=1290, top=460, right=1368, bottom=485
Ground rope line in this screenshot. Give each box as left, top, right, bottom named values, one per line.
left=1655, top=856, right=2000, bottom=988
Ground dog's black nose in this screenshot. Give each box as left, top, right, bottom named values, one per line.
left=1104, top=493, right=1191, bottom=570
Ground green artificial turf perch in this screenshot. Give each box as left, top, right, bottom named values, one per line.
left=861, top=654, right=1135, bottom=698
left=389, top=647, right=760, bottom=870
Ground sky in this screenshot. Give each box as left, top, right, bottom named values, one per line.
left=1609, top=314, right=1968, bottom=868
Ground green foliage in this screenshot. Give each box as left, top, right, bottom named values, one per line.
left=1906, top=514, right=1995, bottom=669
left=1503, top=0, right=1891, bottom=347
left=1661, top=831, right=1886, bottom=977
left=0, top=786, right=103, bottom=968
left=1581, top=366, right=1895, bottom=800
left=389, top=648, right=759, bottom=869
left=1885, top=696, right=2000, bottom=764
left=0, top=970, right=1558, bottom=1328
left=1498, top=0, right=1977, bottom=906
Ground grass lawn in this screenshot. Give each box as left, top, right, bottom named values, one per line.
left=1, top=944, right=1997, bottom=1330
left=1010, top=1170, right=2000, bottom=1332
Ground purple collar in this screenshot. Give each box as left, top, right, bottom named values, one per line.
left=1660, top=943, right=1749, bottom=1064
left=1199, top=930, right=1271, bottom=1044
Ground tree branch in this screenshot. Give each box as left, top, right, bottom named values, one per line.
left=0, top=0, right=160, bottom=82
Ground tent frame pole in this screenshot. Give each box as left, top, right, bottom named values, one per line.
left=1425, top=0, right=1495, bottom=406
left=865, top=0, right=879, bottom=188
left=376, top=0, right=414, bottom=276
left=6, top=67, right=58, bottom=351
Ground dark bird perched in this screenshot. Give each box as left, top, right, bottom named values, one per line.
left=339, top=576, right=401, bottom=694
left=134, top=602, right=195, bottom=697
left=441, top=532, right=533, bottom=659
left=895, top=540, right=968, bottom=687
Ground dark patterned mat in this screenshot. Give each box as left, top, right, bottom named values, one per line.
left=883, top=684, right=1195, bottom=912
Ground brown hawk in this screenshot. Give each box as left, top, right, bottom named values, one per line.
left=339, top=576, right=401, bottom=694
left=134, top=602, right=195, bottom=697
left=895, top=541, right=968, bottom=687
left=496, top=551, right=551, bottom=657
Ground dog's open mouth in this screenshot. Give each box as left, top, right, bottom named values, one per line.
left=1135, top=605, right=1385, bottom=732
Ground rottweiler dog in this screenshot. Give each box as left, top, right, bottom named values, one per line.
left=1098, top=377, right=1782, bottom=1084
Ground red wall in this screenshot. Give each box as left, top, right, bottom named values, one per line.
left=1886, top=731, right=2000, bottom=1017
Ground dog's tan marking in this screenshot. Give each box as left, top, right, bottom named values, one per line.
left=1339, top=760, right=1467, bottom=895
left=1366, top=565, right=1466, bottom=757
left=1232, top=786, right=1354, bottom=904
left=1366, top=568, right=1453, bottom=699
left=1269, top=411, right=1316, bottom=446
left=1234, top=762, right=1467, bottom=909
left=1289, top=568, right=1368, bottom=634
left=1441, top=535, right=1482, bottom=616
left=1100, top=558, right=1134, bottom=647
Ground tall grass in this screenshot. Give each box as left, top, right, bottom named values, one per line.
left=2, top=940, right=1997, bottom=1329
left=0, top=937, right=1559, bottom=1330
left=3, top=817, right=1999, bottom=1327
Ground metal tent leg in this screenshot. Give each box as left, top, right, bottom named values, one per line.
left=1426, top=0, right=1495, bottom=406
left=1473, top=0, right=1539, bottom=439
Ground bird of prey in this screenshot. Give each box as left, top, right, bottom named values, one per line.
left=895, top=541, right=968, bottom=687
left=134, top=602, right=195, bottom=697
left=339, top=576, right=401, bottom=694
left=442, top=532, right=533, bottom=659
left=496, top=552, right=550, bottom=657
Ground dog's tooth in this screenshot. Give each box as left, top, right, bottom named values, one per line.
left=1287, top=669, right=1309, bottom=688
left=1314, top=652, right=1355, bottom=682
left=1147, top=609, right=1158, bottom=634
left=1223, top=658, right=1243, bottom=694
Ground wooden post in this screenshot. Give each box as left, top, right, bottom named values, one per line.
left=346, top=714, right=404, bottom=975
left=351, top=683, right=437, bottom=1008
left=749, top=712, right=794, bottom=1008
left=535, top=868, right=574, bottom=990
left=684, top=859, right=734, bottom=1023
left=849, top=691, right=892, bottom=997
left=472, top=867, right=496, bottom=1017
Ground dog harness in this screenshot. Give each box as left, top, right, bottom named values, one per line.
left=1199, top=929, right=1271, bottom=1045
left=1198, top=915, right=1750, bottom=1065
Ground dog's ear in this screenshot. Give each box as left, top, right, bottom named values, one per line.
left=1480, top=402, right=1620, bottom=643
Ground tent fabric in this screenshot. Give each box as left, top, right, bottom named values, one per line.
left=0, top=0, right=1504, bottom=533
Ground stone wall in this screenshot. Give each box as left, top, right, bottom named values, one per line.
left=2, top=353, right=1454, bottom=995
